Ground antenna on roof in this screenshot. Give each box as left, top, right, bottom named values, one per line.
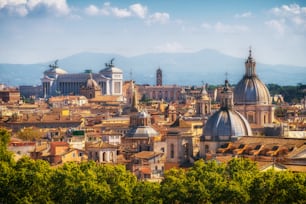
left=225, top=72, right=229, bottom=81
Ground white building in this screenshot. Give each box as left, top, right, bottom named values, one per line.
left=41, top=59, right=123, bottom=98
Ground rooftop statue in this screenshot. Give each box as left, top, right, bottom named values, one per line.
left=49, top=60, right=59, bottom=70
left=105, top=58, right=115, bottom=68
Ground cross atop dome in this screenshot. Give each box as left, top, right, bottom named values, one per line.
left=249, top=46, right=252, bottom=58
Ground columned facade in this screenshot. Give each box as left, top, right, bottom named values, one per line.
left=41, top=60, right=123, bottom=98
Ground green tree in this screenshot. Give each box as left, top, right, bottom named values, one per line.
left=91, top=163, right=137, bottom=203
left=0, top=160, right=15, bottom=203
left=17, top=127, right=44, bottom=141
left=7, top=157, right=52, bottom=203
left=133, top=181, right=162, bottom=204
left=51, top=161, right=137, bottom=204
left=161, top=168, right=189, bottom=203
left=0, top=128, right=14, bottom=163
left=250, top=170, right=306, bottom=204
left=51, top=161, right=112, bottom=203
left=226, top=158, right=258, bottom=189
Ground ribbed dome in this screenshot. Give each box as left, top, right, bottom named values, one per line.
left=234, top=49, right=271, bottom=105
left=125, top=126, right=159, bottom=138
left=234, top=77, right=271, bottom=105
left=203, top=80, right=252, bottom=141
left=203, top=109, right=252, bottom=140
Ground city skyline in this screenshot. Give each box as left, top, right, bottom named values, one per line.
left=0, top=0, right=306, bottom=67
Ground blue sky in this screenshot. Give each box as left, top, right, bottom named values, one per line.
left=0, top=0, right=305, bottom=66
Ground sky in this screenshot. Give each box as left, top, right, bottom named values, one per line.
left=0, top=0, right=305, bottom=66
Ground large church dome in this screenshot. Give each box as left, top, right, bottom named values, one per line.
left=203, top=80, right=252, bottom=141
left=126, top=110, right=160, bottom=138
left=234, top=49, right=271, bottom=105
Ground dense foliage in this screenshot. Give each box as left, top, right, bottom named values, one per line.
left=266, top=83, right=305, bottom=104
left=1, top=128, right=306, bottom=203
left=17, top=127, right=44, bottom=141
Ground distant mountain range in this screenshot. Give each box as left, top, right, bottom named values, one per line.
left=1, top=49, right=305, bottom=86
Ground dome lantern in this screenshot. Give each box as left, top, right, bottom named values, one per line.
left=220, top=80, right=234, bottom=110
left=245, top=47, right=256, bottom=78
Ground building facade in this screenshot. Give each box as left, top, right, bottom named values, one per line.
left=41, top=60, right=123, bottom=98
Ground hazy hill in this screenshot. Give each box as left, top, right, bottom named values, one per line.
left=0, top=49, right=305, bottom=86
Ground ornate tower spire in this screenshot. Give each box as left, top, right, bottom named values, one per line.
left=220, top=80, right=233, bottom=110
left=245, top=47, right=256, bottom=77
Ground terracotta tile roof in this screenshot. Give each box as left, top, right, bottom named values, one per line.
left=86, top=141, right=117, bottom=149
left=237, top=136, right=305, bottom=147
left=140, top=167, right=151, bottom=174
left=31, top=143, right=48, bottom=153
left=215, top=155, right=233, bottom=163
left=132, top=151, right=163, bottom=159
left=284, top=164, right=306, bottom=172
left=89, top=95, right=121, bottom=102
left=287, top=144, right=306, bottom=158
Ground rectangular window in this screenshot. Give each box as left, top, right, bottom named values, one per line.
left=114, top=82, right=121, bottom=94
left=170, top=144, right=174, bottom=158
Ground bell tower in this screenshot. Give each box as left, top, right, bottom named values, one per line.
left=156, top=68, right=162, bottom=86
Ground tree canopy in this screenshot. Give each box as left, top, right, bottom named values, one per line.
left=0, top=128, right=305, bottom=203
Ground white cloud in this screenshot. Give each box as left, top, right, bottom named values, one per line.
left=234, top=12, right=252, bottom=18
left=84, top=3, right=150, bottom=19
left=265, top=19, right=285, bottom=34
left=111, top=7, right=131, bottom=18
left=270, top=4, right=306, bottom=26
left=0, top=0, right=27, bottom=9
left=155, top=42, right=184, bottom=53
left=85, top=5, right=99, bottom=16
left=14, top=5, right=28, bottom=16
left=0, top=0, right=70, bottom=17
left=147, top=12, right=170, bottom=25
left=201, top=22, right=248, bottom=33
left=267, top=4, right=306, bottom=34
left=292, top=16, right=304, bottom=25
left=83, top=3, right=169, bottom=24
left=129, top=3, right=147, bottom=19
left=271, top=4, right=304, bottom=16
